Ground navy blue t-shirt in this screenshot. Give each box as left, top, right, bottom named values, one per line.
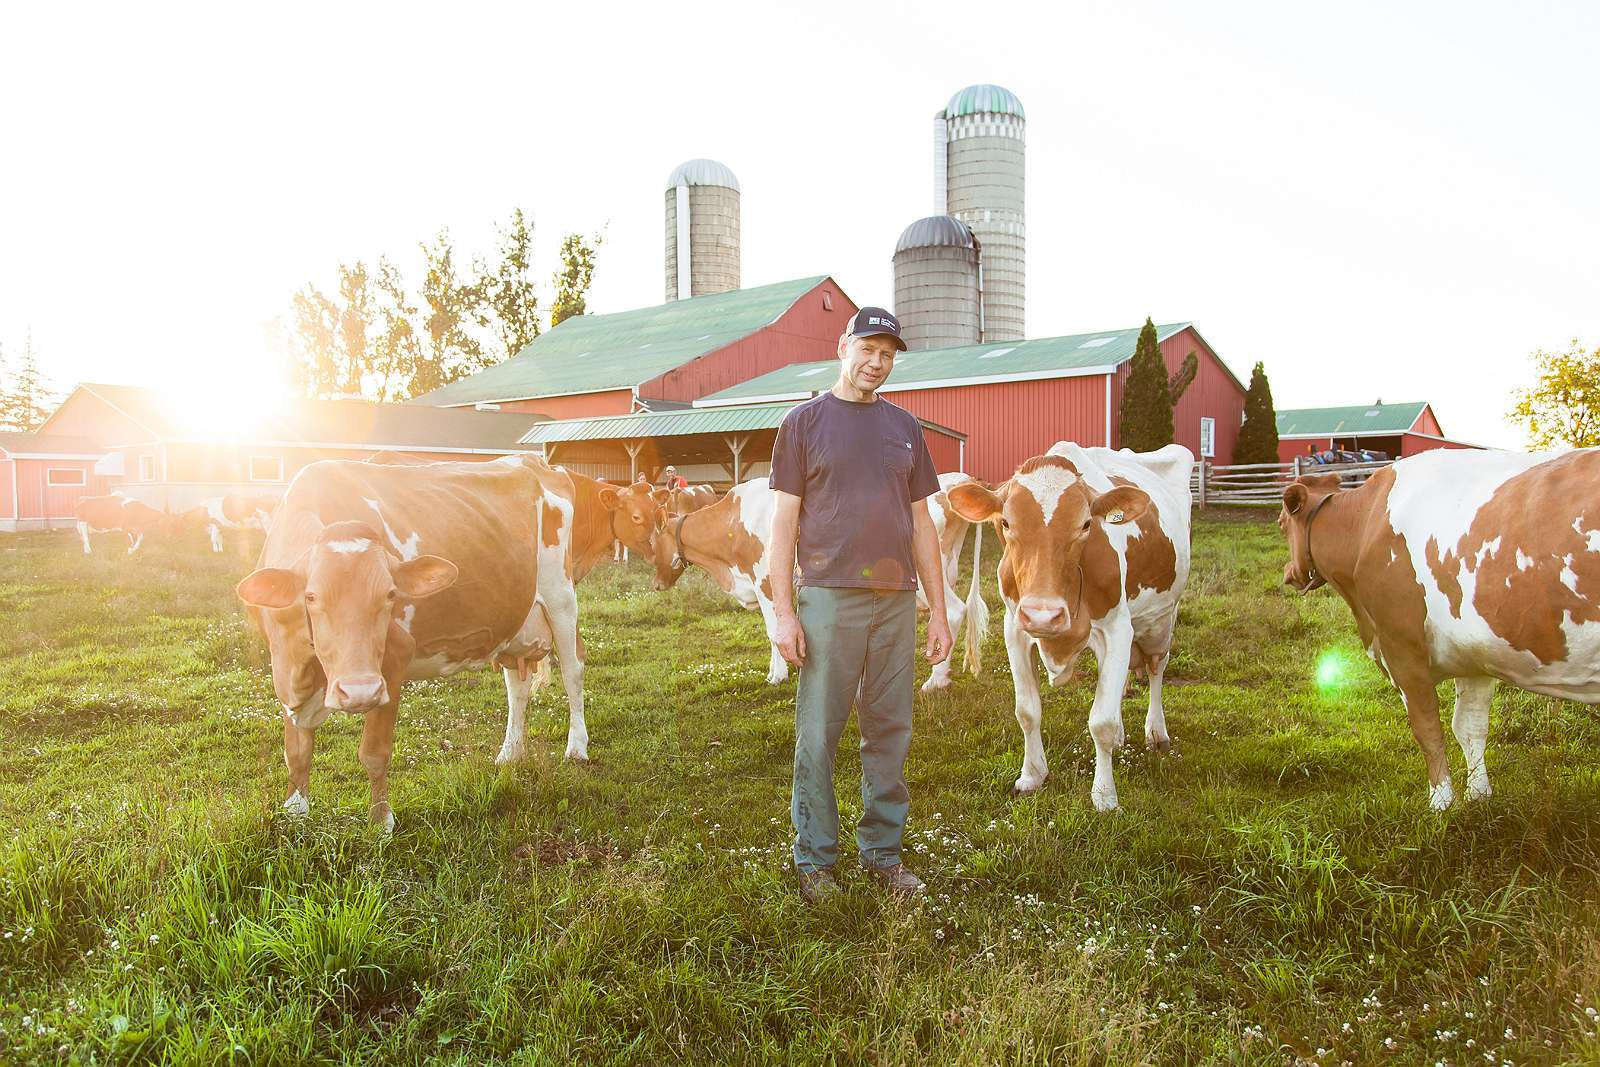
left=769, top=391, right=940, bottom=590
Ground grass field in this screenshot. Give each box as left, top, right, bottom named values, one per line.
left=2, top=512, right=1598, bottom=1064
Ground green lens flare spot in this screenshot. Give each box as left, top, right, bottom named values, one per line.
left=1315, top=649, right=1349, bottom=692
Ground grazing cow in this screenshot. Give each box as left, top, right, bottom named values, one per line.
left=664, top=484, right=719, bottom=515
left=492, top=468, right=662, bottom=766
left=184, top=493, right=279, bottom=552
left=651, top=472, right=989, bottom=688
left=235, top=456, right=552, bottom=831
left=947, top=443, right=1193, bottom=810
left=1278, top=448, right=1600, bottom=809
left=74, top=494, right=179, bottom=554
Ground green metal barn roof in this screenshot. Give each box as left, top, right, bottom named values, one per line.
left=696, top=323, right=1198, bottom=405
left=1276, top=402, right=1428, bottom=437
left=413, top=276, right=832, bottom=408
left=519, top=402, right=963, bottom=446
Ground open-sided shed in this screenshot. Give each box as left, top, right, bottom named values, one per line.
left=1274, top=401, right=1480, bottom=462
left=520, top=401, right=967, bottom=487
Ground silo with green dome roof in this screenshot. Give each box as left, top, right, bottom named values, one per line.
left=933, top=84, right=1025, bottom=341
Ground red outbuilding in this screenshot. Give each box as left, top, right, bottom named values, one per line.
left=1274, top=402, right=1481, bottom=464
left=0, top=432, right=113, bottom=532
left=694, top=322, right=1246, bottom=483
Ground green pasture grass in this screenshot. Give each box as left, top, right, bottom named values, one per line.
left=1, top=514, right=1597, bottom=1063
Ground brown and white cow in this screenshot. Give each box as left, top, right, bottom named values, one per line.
left=947, top=443, right=1193, bottom=810
left=1278, top=447, right=1600, bottom=810
left=663, top=484, right=719, bottom=516
left=235, top=456, right=553, bottom=831
left=491, top=467, right=661, bottom=766
left=183, top=493, right=279, bottom=553
left=651, top=472, right=990, bottom=689
left=75, top=494, right=180, bottom=554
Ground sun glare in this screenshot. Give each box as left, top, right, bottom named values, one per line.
left=159, top=379, right=289, bottom=441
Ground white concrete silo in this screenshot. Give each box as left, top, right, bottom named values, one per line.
left=664, top=159, right=740, bottom=302
left=935, top=85, right=1025, bottom=341
left=893, top=216, right=981, bottom=351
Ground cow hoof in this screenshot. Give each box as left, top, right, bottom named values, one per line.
left=1145, top=732, right=1170, bottom=753
left=766, top=669, right=789, bottom=685
left=282, top=792, right=310, bottom=817
left=1466, top=780, right=1493, bottom=801
left=1091, top=789, right=1119, bottom=812
left=920, top=674, right=952, bottom=693
left=371, top=804, right=395, bottom=835
left=495, top=744, right=525, bottom=766
left=1010, top=775, right=1046, bottom=796
left=565, top=743, right=590, bottom=762
left=1428, top=780, right=1455, bottom=812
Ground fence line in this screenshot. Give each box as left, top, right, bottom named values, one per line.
left=1191, top=458, right=1390, bottom=508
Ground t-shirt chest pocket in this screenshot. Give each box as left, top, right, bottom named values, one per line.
left=882, top=434, right=914, bottom=475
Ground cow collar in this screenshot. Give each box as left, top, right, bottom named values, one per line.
left=1302, top=490, right=1337, bottom=591
left=668, top=512, right=692, bottom=575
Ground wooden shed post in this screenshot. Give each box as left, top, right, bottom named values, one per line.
left=623, top=440, right=644, bottom=484
left=725, top=433, right=750, bottom=485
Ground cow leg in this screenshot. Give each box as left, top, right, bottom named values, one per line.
left=77, top=521, right=92, bottom=555
left=1453, top=676, right=1495, bottom=800
left=1396, top=672, right=1453, bottom=810
left=358, top=699, right=400, bottom=833
left=127, top=532, right=143, bottom=554
left=282, top=715, right=315, bottom=815
left=758, top=594, right=790, bottom=685
left=1002, top=603, right=1048, bottom=793
left=919, top=582, right=966, bottom=693
left=495, top=666, right=534, bottom=765
left=545, top=592, right=589, bottom=762
left=1144, top=650, right=1171, bottom=752
left=1088, top=629, right=1134, bottom=812
left=208, top=524, right=223, bottom=553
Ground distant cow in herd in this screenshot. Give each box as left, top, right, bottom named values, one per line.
left=183, top=494, right=279, bottom=553
left=75, top=494, right=180, bottom=554
left=1279, top=447, right=1600, bottom=810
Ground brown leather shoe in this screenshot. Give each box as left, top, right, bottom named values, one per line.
left=796, top=866, right=842, bottom=904
left=865, top=862, right=925, bottom=894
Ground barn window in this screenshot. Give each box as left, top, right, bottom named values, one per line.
left=1199, top=417, right=1216, bottom=459
left=249, top=456, right=285, bottom=482
left=1076, top=337, right=1117, bottom=348
left=47, top=468, right=86, bottom=487
left=138, top=455, right=156, bottom=481
left=822, top=291, right=834, bottom=311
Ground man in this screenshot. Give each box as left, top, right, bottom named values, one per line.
left=661, top=465, right=688, bottom=492
left=768, top=306, right=953, bottom=902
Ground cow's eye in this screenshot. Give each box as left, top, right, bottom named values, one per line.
left=632, top=514, right=642, bottom=524
left=999, top=517, right=1010, bottom=531
left=386, top=589, right=397, bottom=600
left=304, top=592, right=317, bottom=604
left=1081, top=519, right=1092, bottom=533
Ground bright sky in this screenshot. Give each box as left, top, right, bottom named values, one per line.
left=4, top=1, right=1596, bottom=448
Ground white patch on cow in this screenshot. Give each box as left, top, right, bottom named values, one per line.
left=1515, top=548, right=1534, bottom=571
left=1429, top=778, right=1455, bottom=811
left=283, top=791, right=310, bottom=816
left=363, top=497, right=421, bottom=560
left=327, top=538, right=374, bottom=554
left=1014, top=464, right=1078, bottom=526
left=397, top=604, right=416, bottom=633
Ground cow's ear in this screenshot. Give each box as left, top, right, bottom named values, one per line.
left=1283, top=483, right=1309, bottom=515
left=947, top=480, right=1003, bottom=522
left=393, top=555, right=459, bottom=599
left=597, top=485, right=622, bottom=511
left=1091, top=485, right=1149, bottom=526
left=651, top=489, right=672, bottom=507
left=237, top=568, right=305, bottom=609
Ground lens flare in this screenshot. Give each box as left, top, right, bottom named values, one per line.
left=1314, top=649, right=1349, bottom=692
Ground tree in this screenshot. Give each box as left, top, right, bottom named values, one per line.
left=1234, top=361, right=1281, bottom=465
left=1118, top=318, right=1174, bottom=452
left=409, top=229, right=489, bottom=397
left=477, top=207, right=542, bottom=360
left=287, top=261, right=376, bottom=399
left=1509, top=340, right=1600, bottom=449
left=1, top=329, right=55, bottom=432
left=550, top=232, right=601, bottom=329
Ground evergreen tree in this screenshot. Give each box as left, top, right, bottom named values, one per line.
left=1118, top=318, right=1174, bottom=452
left=1234, top=360, right=1281, bottom=465
left=1, top=330, right=54, bottom=432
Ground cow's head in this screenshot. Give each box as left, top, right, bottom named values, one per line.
left=1278, top=473, right=1344, bottom=591
left=948, top=456, right=1149, bottom=640
left=598, top=477, right=666, bottom=558
left=236, top=520, right=458, bottom=720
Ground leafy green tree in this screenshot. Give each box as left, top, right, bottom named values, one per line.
left=477, top=207, right=542, bottom=360
left=1509, top=340, right=1600, bottom=449
left=288, top=261, right=374, bottom=399
left=369, top=258, right=421, bottom=402
left=1118, top=318, right=1174, bottom=452
left=409, top=229, right=491, bottom=397
left=1234, top=361, right=1281, bottom=465
left=1, top=330, right=55, bottom=432
left=550, top=232, right=601, bottom=329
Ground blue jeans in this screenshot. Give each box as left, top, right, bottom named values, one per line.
left=791, top=586, right=916, bottom=872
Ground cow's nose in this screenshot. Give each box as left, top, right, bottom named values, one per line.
left=1016, top=597, right=1069, bottom=635
left=328, top=674, right=386, bottom=710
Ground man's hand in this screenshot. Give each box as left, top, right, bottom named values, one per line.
left=775, top=610, right=807, bottom=667
left=925, top=615, right=953, bottom=665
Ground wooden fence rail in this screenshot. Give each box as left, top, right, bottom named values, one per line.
left=1192, top=458, right=1390, bottom=508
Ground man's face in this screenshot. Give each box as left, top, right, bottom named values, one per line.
left=838, top=334, right=901, bottom=395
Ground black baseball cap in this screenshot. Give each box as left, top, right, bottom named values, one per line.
left=847, top=307, right=906, bottom=351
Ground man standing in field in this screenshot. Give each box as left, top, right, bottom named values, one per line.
left=768, top=306, right=952, bottom=902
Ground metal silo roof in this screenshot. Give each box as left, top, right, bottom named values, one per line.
left=945, top=84, right=1025, bottom=120
left=665, top=158, right=740, bottom=190
left=895, top=216, right=977, bottom=253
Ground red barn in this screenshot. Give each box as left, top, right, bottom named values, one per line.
left=0, top=432, right=113, bottom=531
left=694, top=322, right=1245, bottom=482
left=412, top=276, right=856, bottom=417
left=1274, top=402, right=1481, bottom=463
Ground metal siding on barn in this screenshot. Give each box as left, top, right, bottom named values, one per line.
left=1163, top=328, right=1245, bottom=465
left=921, top=426, right=963, bottom=473
left=493, top=391, right=635, bottom=420
left=642, top=280, right=856, bottom=404
left=889, top=375, right=1109, bottom=482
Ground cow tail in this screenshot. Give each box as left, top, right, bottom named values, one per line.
left=962, top=519, right=988, bottom=676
